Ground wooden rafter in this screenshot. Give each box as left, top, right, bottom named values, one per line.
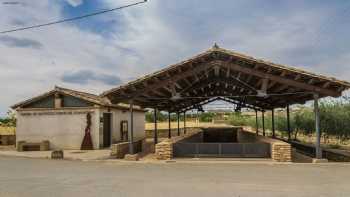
left=102, top=46, right=350, bottom=110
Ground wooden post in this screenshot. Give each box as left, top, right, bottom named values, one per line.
left=314, top=94, right=322, bottom=159
left=255, top=110, right=259, bottom=135
left=272, top=108, right=275, bottom=138
left=262, top=110, right=265, bottom=136
left=168, top=111, right=171, bottom=139
left=177, top=112, right=180, bottom=136
left=197, top=110, right=199, bottom=127
left=287, top=105, right=291, bottom=140
left=129, top=100, right=134, bottom=154
left=154, top=108, right=158, bottom=145
left=184, top=111, right=186, bottom=135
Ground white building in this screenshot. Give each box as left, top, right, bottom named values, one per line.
left=12, top=86, right=145, bottom=150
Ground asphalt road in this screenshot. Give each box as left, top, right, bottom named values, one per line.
left=0, top=157, right=350, bottom=197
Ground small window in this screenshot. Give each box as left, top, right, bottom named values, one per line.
left=120, top=120, right=128, bottom=141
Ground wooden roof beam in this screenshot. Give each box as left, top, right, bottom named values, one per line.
left=274, top=84, right=289, bottom=93
left=224, top=60, right=341, bottom=97
left=178, top=97, right=219, bottom=113
left=220, top=97, right=262, bottom=111
left=268, top=71, right=287, bottom=89
left=182, top=77, right=192, bottom=86
left=261, top=78, right=269, bottom=92
left=294, top=74, right=301, bottom=81
left=322, top=81, right=331, bottom=88
left=214, top=65, right=220, bottom=76
left=186, top=78, right=253, bottom=96
left=114, top=62, right=215, bottom=101
left=226, top=67, right=231, bottom=78
left=308, top=78, right=315, bottom=85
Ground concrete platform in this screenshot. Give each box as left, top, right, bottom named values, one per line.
left=0, top=145, right=333, bottom=164
left=0, top=149, right=112, bottom=161
left=312, top=158, right=329, bottom=163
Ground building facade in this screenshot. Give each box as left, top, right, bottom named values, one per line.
left=12, top=86, right=145, bottom=150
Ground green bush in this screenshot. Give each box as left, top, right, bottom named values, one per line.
left=198, top=112, right=216, bottom=122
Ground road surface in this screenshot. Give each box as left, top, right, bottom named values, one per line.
left=0, top=157, right=349, bottom=197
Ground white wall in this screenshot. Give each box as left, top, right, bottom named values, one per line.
left=100, top=108, right=145, bottom=145
left=16, top=108, right=100, bottom=150
left=16, top=107, right=145, bottom=150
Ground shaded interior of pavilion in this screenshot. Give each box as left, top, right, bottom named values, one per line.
left=102, top=44, right=350, bottom=159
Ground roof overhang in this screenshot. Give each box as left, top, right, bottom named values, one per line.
left=102, top=45, right=350, bottom=112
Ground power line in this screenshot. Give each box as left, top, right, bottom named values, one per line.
left=0, top=0, right=147, bottom=34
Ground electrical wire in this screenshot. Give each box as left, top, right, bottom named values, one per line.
left=0, top=0, right=147, bottom=34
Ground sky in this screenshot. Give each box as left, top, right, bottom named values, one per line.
left=0, top=0, right=350, bottom=116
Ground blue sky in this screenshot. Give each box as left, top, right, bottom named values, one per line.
left=0, top=0, right=350, bottom=116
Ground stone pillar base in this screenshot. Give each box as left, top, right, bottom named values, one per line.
left=155, top=140, right=173, bottom=160
left=271, top=143, right=292, bottom=162
left=124, top=154, right=139, bottom=161
left=312, top=158, right=328, bottom=163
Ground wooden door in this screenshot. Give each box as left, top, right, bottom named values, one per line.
left=103, top=113, right=111, bottom=147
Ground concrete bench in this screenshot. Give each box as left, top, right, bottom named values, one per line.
left=17, top=140, right=50, bottom=152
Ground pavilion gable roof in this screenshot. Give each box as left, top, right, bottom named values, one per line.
left=102, top=45, right=350, bottom=112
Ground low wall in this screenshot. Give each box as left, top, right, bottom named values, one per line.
left=145, top=127, right=202, bottom=138
left=286, top=140, right=350, bottom=162
left=0, top=135, right=16, bottom=145
left=155, top=130, right=202, bottom=160
left=237, top=129, right=256, bottom=143
left=110, top=138, right=145, bottom=159
left=155, top=128, right=292, bottom=162
left=237, top=130, right=292, bottom=162
left=258, top=136, right=291, bottom=162
left=178, top=132, right=203, bottom=143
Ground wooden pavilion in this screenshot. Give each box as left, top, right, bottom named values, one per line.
left=102, top=44, right=350, bottom=159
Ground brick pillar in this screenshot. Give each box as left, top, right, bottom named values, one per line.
left=271, top=143, right=292, bottom=162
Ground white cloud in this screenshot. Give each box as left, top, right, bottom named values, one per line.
left=65, top=0, right=84, bottom=7
left=0, top=0, right=349, bottom=116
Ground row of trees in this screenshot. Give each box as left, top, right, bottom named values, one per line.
left=228, top=99, right=350, bottom=142
left=0, top=111, right=16, bottom=127
left=143, top=98, right=350, bottom=142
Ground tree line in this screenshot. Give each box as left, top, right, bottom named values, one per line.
left=0, top=111, right=16, bottom=127
left=228, top=99, right=350, bottom=142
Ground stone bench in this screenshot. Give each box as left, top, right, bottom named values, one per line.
left=51, top=150, right=64, bottom=159
left=17, top=140, right=50, bottom=152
